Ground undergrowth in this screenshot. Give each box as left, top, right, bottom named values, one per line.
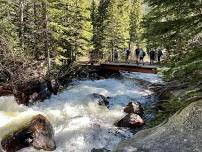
left=147, top=81, right=202, bottom=128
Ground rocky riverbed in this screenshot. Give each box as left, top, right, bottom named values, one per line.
left=0, top=72, right=163, bottom=152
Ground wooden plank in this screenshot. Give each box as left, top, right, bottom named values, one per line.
left=100, top=63, right=158, bottom=74
left=79, top=62, right=158, bottom=74
left=101, top=63, right=157, bottom=69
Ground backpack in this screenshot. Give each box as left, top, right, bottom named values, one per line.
left=135, top=48, right=140, bottom=56
left=143, top=51, right=146, bottom=57
left=126, top=49, right=130, bottom=55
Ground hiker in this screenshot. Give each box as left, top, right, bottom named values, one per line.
left=157, top=49, right=163, bottom=62
left=139, top=48, right=146, bottom=65
left=135, top=45, right=140, bottom=64
left=89, top=51, right=94, bottom=65
left=114, top=49, right=118, bottom=62
left=125, top=48, right=131, bottom=63
left=149, top=49, right=155, bottom=65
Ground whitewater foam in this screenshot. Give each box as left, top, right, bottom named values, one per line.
left=0, top=72, right=162, bottom=152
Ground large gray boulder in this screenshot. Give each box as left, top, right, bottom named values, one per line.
left=114, top=100, right=202, bottom=152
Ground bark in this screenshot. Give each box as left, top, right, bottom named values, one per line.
left=42, top=1, right=50, bottom=76
left=19, top=0, right=24, bottom=47
left=33, top=2, right=38, bottom=59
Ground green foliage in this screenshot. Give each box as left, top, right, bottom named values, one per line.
left=147, top=98, right=185, bottom=128
left=145, top=0, right=202, bottom=126
left=147, top=83, right=202, bottom=128
left=91, top=0, right=141, bottom=60
left=0, top=0, right=145, bottom=76
left=129, top=0, right=143, bottom=48
left=103, top=0, right=130, bottom=52
left=0, top=0, right=93, bottom=67
left=49, top=0, right=92, bottom=64
left=144, top=0, right=202, bottom=84
left=144, top=0, right=201, bottom=51
left=0, top=0, right=20, bottom=55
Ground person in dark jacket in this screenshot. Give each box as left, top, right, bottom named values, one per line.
left=135, top=45, right=140, bottom=64
left=149, top=49, right=155, bottom=65
left=157, top=49, right=163, bottom=62
left=139, top=48, right=146, bottom=65
left=125, top=48, right=131, bottom=63
left=114, top=49, right=118, bottom=62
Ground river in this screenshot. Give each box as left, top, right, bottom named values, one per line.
left=0, top=72, right=163, bottom=152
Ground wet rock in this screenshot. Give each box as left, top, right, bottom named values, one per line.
left=46, top=79, right=59, bottom=95
left=88, top=93, right=109, bottom=107
left=114, top=100, right=202, bottom=152
left=98, top=76, right=106, bottom=80
left=0, top=85, right=13, bottom=96
left=91, top=148, right=110, bottom=152
left=124, top=102, right=144, bottom=116
left=13, top=79, right=59, bottom=106
left=116, top=113, right=145, bottom=128
left=1, top=114, right=56, bottom=152
left=159, top=89, right=172, bottom=100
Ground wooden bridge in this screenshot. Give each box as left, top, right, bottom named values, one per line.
left=80, top=62, right=158, bottom=74
left=100, top=63, right=158, bottom=74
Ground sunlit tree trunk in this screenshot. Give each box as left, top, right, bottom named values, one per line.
left=42, top=1, right=50, bottom=75
left=33, top=2, right=38, bottom=59
left=19, top=0, right=24, bottom=47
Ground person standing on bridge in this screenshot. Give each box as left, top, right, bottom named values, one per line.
left=114, top=49, right=118, bottom=62
left=157, top=49, right=163, bottom=63
left=125, top=48, right=131, bottom=63
left=139, top=48, right=146, bottom=65
left=149, top=49, right=155, bottom=65
left=135, top=45, right=141, bottom=64
left=88, top=51, right=94, bottom=65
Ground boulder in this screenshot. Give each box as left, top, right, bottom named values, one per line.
left=88, top=93, right=109, bottom=107
left=124, top=102, right=144, bottom=116
left=116, top=113, right=144, bottom=128
left=13, top=79, right=59, bottom=106
left=1, top=114, right=56, bottom=152
left=114, top=100, right=202, bottom=152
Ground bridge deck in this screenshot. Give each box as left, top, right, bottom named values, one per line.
left=100, top=62, right=158, bottom=74
left=79, top=61, right=158, bottom=74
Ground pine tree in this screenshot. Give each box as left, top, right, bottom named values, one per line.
left=92, top=0, right=110, bottom=55
left=103, top=0, right=130, bottom=60
left=49, top=0, right=92, bottom=65
left=129, top=0, right=143, bottom=49
left=91, top=0, right=130, bottom=61
left=91, top=0, right=99, bottom=51
left=144, top=0, right=201, bottom=56
left=0, top=0, right=21, bottom=64
left=144, top=0, right=202, bottom=81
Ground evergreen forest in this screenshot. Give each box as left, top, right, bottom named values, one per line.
left=0, top=0, right=202, bottom=152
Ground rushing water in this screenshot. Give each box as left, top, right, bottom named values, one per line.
left=0, top=72, right=162, bottom=152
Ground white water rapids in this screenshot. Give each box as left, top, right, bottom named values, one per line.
left=0, top=72, right=162, bottom=152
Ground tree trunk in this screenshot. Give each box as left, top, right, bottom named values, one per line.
left=33, top=2, right=38, bottom=59
left=19, top=0, right=24, bottom=47
left=42, top=1, right=50, bottom=76
left=128, top=37, right=131, bottom=51
left=111, top=40, right=114, bottom=62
